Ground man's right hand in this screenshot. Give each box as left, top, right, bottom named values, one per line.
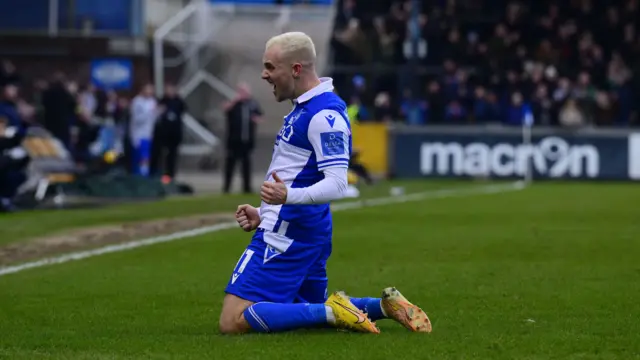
left=235, top=204, right=260, bottom=232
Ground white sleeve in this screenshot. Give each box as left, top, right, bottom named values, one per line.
left=286, top=167, right=348, bottom=204
left=307, top=109, right=351, bottom=171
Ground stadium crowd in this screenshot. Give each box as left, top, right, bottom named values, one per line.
left=332, top=0, right=640, bottom=127
left=0, top=60, right=186, bottom=211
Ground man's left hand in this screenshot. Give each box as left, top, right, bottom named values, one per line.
left=261, top=172, right=287, bottom=205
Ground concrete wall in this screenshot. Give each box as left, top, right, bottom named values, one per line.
left=203, top=4, right=336, bottom=136
left=144, top=0, right=191, bottom=33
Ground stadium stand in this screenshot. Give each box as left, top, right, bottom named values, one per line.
left=1, top=0, right=639, bottom=210
left=330, top=0, right=640, bottom=127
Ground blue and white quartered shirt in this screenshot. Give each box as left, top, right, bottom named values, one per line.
left=259, top=77, right=352, bottom=249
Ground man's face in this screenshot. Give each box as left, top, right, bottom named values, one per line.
left=237, top=83, right=251, bottom=100
left=3, top=85, right=17, bottom=101
left=165, top=85, right=176, bottom=97
left=262, top=45, right=296, bottom=102
left=142, top=85, right=153, bottom=97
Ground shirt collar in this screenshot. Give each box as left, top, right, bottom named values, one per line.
left=294, top=77, right=334, bottom=104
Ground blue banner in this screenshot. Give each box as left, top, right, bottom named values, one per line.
left=90, top=58, right=132, bottom=90
left=391, top=128, right=640, bottom=181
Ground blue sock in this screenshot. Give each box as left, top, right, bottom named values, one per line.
left=350, top=297, right=386, bottom=321
left=243, top=302, right=327, bottom=333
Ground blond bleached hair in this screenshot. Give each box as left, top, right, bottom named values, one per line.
left=265, top=32, right=316, bottom=65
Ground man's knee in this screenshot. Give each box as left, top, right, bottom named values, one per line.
left=218, top=315, right=248, bottom=335
left=219, top=294, right=254, bottom=335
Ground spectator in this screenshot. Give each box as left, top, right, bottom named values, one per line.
left=531, top=84, right=554, bottom=126
left=0, top=60, right=20, bottom=87
left=151, top=83, right=187, bottom=180
left=425, top=80, right=445, bottom=123
left=445, top=100, right=467, bottom=123
left=113, top=95, right=133, bottom=172
left=329, top=0, right=639, bottom=127
left=373, top=91, right=394, bottom=123
left=349, top=75, right=372, bottom=109
left=372, top=15, right=399, bottom=64
left=347, top=96, right=371, bottom=122
left=32, top=79, right=48, bottom=125
left=553, top=77, right=572, bottom=104
left=399, top=88, right=427, bottom=125
left=0, top=84, right=21, bottom=128
left=594, top=91, right=616, bottom=126
left=88, top=89, right=117, bottom=160
left=0, top=120, right=29, bottom=212
left=42, top=72, right=76, bottom=149
left=472, top=86, right=497, bottom=123
left=129, top=84, right=157, bottom=176
left=559, top=98, right=586, bottom=128
left=79, top=84, right=97, bottom=121
left=222, top=82, right=263, bottom=194
left=504, top=92, right=527, bottom=126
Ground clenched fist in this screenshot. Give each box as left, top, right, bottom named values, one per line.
left=236, top=204, right=260, bottom=232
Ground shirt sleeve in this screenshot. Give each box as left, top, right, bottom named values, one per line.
left=286, top=167, right=348, bottom=204
left=307, top=109, right=351, bottom=171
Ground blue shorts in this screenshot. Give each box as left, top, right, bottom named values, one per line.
left=133, top=138, right=151, bottom=176
left=224, top=229, right=332, bottom=304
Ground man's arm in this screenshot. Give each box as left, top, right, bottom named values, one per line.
left=286, top=109, right=351, bottom=204
left=250, top=100, right=265, bottom=124
left=222, top=97, right=239, bottom=112
left=286, top=167, right=347, bottom=204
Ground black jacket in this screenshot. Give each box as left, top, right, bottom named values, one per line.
left=156, top=95, right=187, bottom=138
left=225, top=98, right=262, bottom=149
left=0, top=129, right=28, bottom=170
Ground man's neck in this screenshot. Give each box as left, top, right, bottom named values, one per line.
left=293, top=74, right=321, bottom=100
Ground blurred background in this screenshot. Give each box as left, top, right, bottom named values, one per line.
left=0, top=0, right=638, bottom=212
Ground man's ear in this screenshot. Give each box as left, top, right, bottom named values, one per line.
left=292, top=63, right=302, bottom=79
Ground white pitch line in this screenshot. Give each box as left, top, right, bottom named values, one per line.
left=0, top=181, right=526, bottom=277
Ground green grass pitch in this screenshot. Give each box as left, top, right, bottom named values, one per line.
left=1, top=181, right=639, bottom=359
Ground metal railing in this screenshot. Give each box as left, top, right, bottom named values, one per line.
left=152, top=0, right=337, bottom=156
left=153, top=0, right=234, bottom=158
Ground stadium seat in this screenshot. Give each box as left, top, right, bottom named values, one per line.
left=21, top=128, right=77, bottom=201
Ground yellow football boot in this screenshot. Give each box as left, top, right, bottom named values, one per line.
left=325, top=291, right=380, bottom=334
left=381, top=287, right=432, bottom=332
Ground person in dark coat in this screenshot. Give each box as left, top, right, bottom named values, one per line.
left=0, top=119, right=29, bottom=212
left=222, top=82, right=263, bottom=194
left=41, top=72, right=76, bottom=150
left=150, top=83, right=187, bottom=179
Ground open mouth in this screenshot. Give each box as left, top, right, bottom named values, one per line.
left=266, top=79, right=276, bottom=94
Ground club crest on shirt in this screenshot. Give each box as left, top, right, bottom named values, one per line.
left=276, top=110, right=304, bottom=145
left=288, top=109, right=305, bottom=125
